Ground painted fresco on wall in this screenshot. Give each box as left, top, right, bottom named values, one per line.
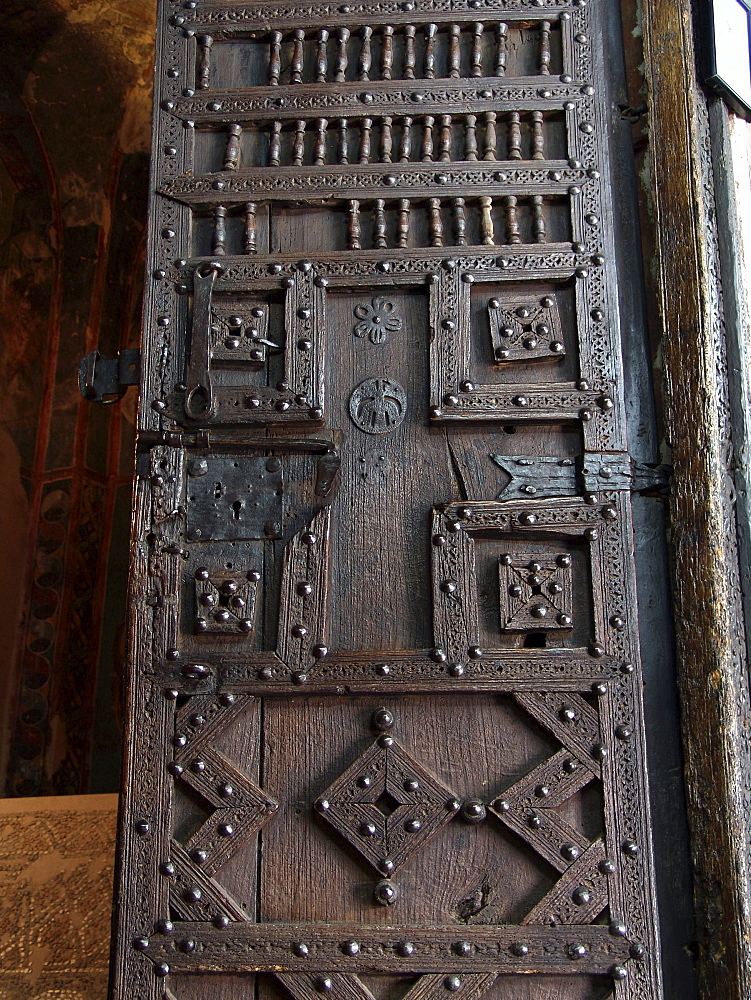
left=0, top=0, right=155, bottom=795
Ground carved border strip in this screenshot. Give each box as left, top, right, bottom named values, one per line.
left=161, top=162, right=582, bottom=204
left=166, top=84, right=585, bottom=124
left=140, top=922, right=632, bottom=975
left=180, top=2, right=578, bottom=34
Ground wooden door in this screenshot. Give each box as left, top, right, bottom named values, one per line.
left=113, top=2, right=663, bottom=999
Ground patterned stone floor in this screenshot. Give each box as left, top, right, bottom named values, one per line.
left=0, top=793, right=118, bottom=999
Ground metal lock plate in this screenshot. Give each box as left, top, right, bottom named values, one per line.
left=185, top=454, right=283, bottom=541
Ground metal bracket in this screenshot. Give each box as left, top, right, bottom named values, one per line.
left=79, top=348, right=141, bottom=403
left=491, top=453, right=672, bottom=499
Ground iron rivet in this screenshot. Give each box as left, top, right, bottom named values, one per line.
left=611, top=965, right=628, bottom=981
left=372, top=707, right=394, bottom=731
left=292, top=942, right=309, bottom=957
left=599, top=858, right=616, bottom=874
left=609, top=921, right=627, bottom=937
left=572, top=886, right=591, bottom=905
left=404, top=778, right=419, bottom=792
left=396, top=941, right=414, bottom=956
left=316, top=977, right=333, bottom=993
left=135, top=819, right=150, bottom=835
left=444, top=977, right=461, bottom=992
left=622, top=839, right=639, bottom=856
left=214, top=914, right=229, bottom=929
left=510, top=942, right=529, bottom=957
left=374, top=879, right=398, bottom=905
left=155, top=918, right=174, bottom=934
left=190, top=849, right=207, bottom=864
left=591, top=743, right=607, bottom=760
left=374, top=663, right=391, bottom=676
left=561, top=843, right=580, bottom=861
left=494, top=798, right=510, bottom=813
left=405, top=818, right=422, bottom=832
left=133, top=937, right=150, bottom=951
left=360, top=821, right=377, bottom=837
left=179, top=938, right=196, bottom=953
left=568, top=944, right=587, bottom=960
left=453, top=940, right=472, bottom=956
left=159, top=861, right=175, bottom=877
left=292, top=671, right=308, bottom=685
left=342, top=940, right=360, bottom=955
left=378, top=734, right=394, bottom=748
left=460, top=799, right=486, bottom=824
left=154, top=963, right=170, bottom=977
left=592, top=682, right=607, bottom=696
left=588, top=642, right=605, bottom=657
left=527, top=812, right=542, bottom=829
left=630, top=942, right=646, bottom=960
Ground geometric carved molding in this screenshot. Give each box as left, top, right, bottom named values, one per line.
left=498, top=552, right=573, bottom=631
left=488, top=294, right=565, bottom=363
left=315, top=736, right=460, bottom=876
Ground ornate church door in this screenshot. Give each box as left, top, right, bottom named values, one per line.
left=111, top=2, right=663, bottom=998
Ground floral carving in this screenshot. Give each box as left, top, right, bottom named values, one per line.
left=353, top=297, right=402, bottom=344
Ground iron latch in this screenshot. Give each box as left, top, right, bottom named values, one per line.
left=79, top=348, right=141, bottom=403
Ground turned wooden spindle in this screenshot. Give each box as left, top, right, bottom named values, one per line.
left=449, top=24, right=461, bottom=78
left=495, top=23, right=508, bottom=76
left=453, top=198, right=467, bottom=245
left=483, top=111, right=497, bottom=160
left=532, top=195, right=546, bottom=242
left=198, top=35, right=213, bottom=90
left=335, top=27, right=350, bottom=82
left=223, top=124, right=242, bottom=171
left=359, top=118, right=372, bottom=164
left=382, top=26, right=394, bottom=80
left=291, top=29, right=305, bottom=83
left=540, top=21, right=551, bottom=75
left=531, top=111, right=544, bottom=160
left=508, top=111, right=522, bottom=160
left=338, top=119, right=349, bottom=163
left=269, top=121, right=282, bottom=166
left=422, top=116, right=435, bottom=161
left=404, top=25, right=416, bottom=79
left=314, top=118, right=328, bottom=165
left=316, top=29, right=329, bottom=82
left=358, top=26, right=373, bottom=81
left=479, top=196, right=494, bottom=244
left=269, top=30, right=283, bottom=85
left=472, top=24, right=484, bottom=77
left=425, top=23, right=437, bottom=79
left=429, top=198, right=444, bottom=246
left=400, top=117, right=413, bottom=161
left=465, top=114, right=478, bottom=160
left=381, top=117, right=393, bottom=162
left=244, top=202, right=258, bottom=254
left=398, top=198, right=410, bottom=247
left=292, top=120, right=306, bottom=165
left=374, top=199, right=387, bottom=247
left=348, top=200, right=362, bottom=249
left=438, top=115, right=452, bottom=161
left=504, top=194, right=521, bottom=244
left=213, top=205, right=227, bottom=255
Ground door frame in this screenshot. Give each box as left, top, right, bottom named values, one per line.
left=643, top=3, right=751, bottom=996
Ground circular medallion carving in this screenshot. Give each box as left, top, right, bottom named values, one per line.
left=348, top=377, right=407, bottom=435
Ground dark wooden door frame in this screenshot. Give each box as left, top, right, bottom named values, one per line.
left=643, top=3, right=751, bottom=997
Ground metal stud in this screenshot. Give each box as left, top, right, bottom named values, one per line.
left=444, top=977, right=462, bottom=992
left=342, top=940, right=360, bottom=955
left=214, top=914, right=230, bottom=929
left=610, top=965, right=628, bottom=981
left=396, top=941, right=414, bottom=956
left=461, top=799, right=486, bottom=823
left=374, top=879, right=398, bottom=905
left=510, top=942, right=529, bottom=957
left=572, top=886, right=591, bottom=905
left=568, top=943, right=587, bottom=960
left=316, top=977, right=333, bottom=993
left=292, top=942, right=309, bottom=957
left=622, top=839, right=639, bottom=856
left=372, top=707, right=394, bottom=730
left=453, top=940, right=472, bottom=956
left=561, top=843, right=580, bottom=862
left=155, top=918, right=173, bottom=934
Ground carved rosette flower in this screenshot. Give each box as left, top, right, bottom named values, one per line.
left=353, top=296, right=402, bottom=344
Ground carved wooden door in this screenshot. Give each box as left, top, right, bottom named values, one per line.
left=113, top=2, right=662, bottom=999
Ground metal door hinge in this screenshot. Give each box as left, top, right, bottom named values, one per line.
left=491, top=453, right=672, bottom=500
left=79, top=348, right=141, bottom=403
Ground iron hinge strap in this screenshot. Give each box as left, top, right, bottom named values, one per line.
left=79, top=348, right=141, bottom=404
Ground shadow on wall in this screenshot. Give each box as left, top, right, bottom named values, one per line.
left=0, top=0, right=155, bottom=796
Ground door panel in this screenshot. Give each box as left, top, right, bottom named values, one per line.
left=112, top=1, right=663, bottom=998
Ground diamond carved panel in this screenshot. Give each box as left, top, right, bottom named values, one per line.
left=314, top=736, right=460, bottom=876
